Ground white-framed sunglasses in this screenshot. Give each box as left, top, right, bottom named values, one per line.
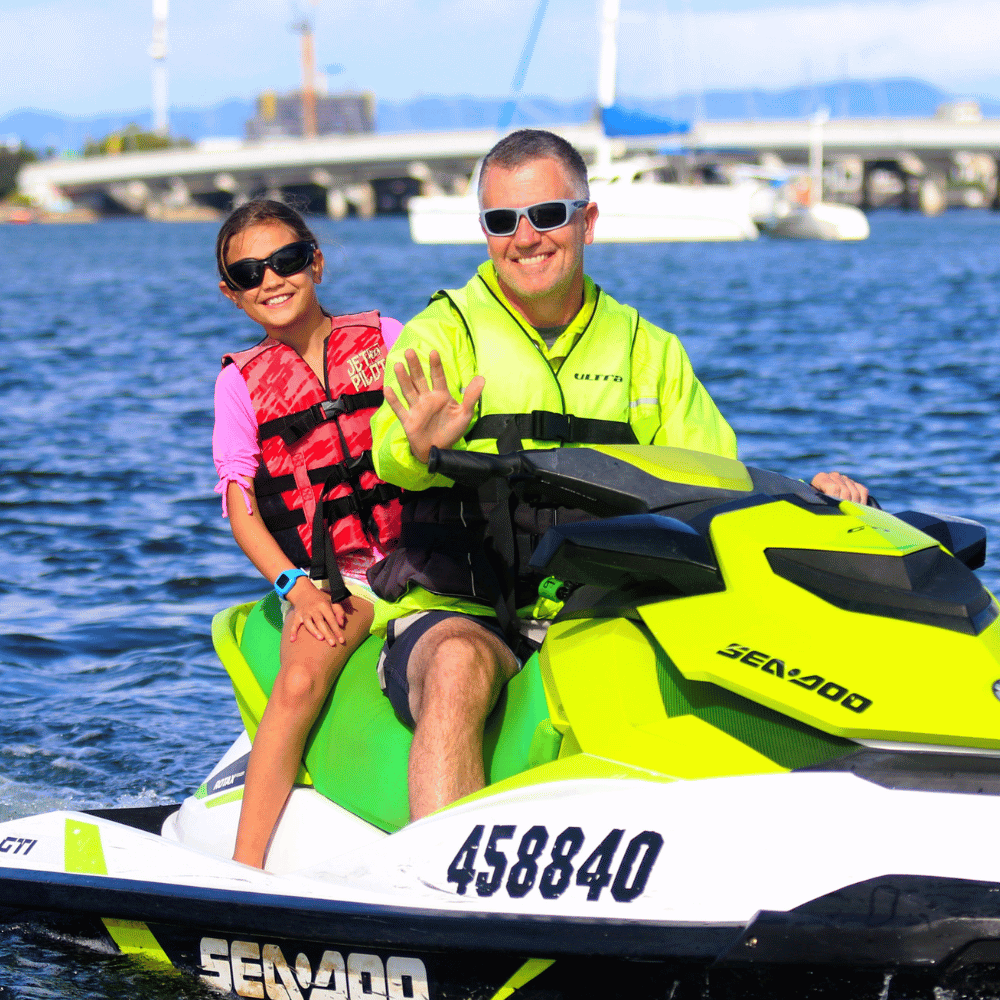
left=479, top=199, right=589, bottom=237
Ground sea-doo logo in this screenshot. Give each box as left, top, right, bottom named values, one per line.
left=200, top=939, right=428, bottom=999
left=0, top=836, right=37, bottom=855
left=573, top=373, right=623, bottom=382
left=716, top=642, right=872, bottom=713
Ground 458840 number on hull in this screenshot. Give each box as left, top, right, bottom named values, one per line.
left=447, top=825, right=663, bottom=903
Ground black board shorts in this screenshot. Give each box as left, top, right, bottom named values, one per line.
left=377, top=610, right=513, bottom=728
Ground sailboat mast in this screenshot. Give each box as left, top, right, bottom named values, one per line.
left=595, top=0, right=619, bottom=172
left=597, top=0, right=619, bottom=110
left=809, top=108, right=828, bottom=205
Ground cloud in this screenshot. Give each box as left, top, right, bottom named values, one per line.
left=0, top=0, right=600, bottom=115
left=0, top=0, right=996, bottom=117
left=618, top=0, right=1000, bottom=97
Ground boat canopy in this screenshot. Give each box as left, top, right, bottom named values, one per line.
left=601, top=105, right=691, bottom=137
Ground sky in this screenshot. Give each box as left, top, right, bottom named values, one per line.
left=1, top=0, right=998, bottom=118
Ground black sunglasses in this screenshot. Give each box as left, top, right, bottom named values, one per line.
left=223, top=240, right=317, bottom=291
left=480, top=199, right=589, bottom=237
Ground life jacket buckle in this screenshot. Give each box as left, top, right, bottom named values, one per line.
left=343, top=452, right=373, bottom=476
left=530, top=410, right=572, bottom=442
left=320, top=398, right=349, bottom=420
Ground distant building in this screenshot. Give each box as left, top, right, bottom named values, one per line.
left=935, top=100, right=982, bottom=124
left=246, top=91, right=376, bottom=141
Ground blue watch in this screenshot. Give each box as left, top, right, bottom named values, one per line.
left=273, top=568, right=309, bottom=598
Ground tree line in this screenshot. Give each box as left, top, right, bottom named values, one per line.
left=1, top=126, right=192, bottom=202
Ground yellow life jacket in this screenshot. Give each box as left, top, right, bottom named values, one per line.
left=439, top=271, right=640, bottom=451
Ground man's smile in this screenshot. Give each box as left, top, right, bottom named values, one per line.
left=513, top=252, right=553, bottom=267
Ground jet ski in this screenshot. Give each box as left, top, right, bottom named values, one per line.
left=4, top=443, right=1000, bottom=1000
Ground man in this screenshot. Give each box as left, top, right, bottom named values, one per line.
left=369, top=128, right=866, bottom=821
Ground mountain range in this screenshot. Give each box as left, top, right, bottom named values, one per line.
left=3, top=79, right=997, bottom=153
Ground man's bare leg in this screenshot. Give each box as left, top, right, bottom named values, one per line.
left=405, top=617, right=518, bottom=820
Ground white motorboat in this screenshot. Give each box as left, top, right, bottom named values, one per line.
left=407, top=167, right=760, bottom=245
left=407, top=0, right=759, bottom=245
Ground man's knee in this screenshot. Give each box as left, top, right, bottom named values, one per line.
left=409, top=618, right=516, bottom=720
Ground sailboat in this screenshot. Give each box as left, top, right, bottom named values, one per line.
left=754, top=111, right=870, bottom=241
left=407, top=0, right=760, bottom=244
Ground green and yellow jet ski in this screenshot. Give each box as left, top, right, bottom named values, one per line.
left=3, top=444, right=1000, bottom=1000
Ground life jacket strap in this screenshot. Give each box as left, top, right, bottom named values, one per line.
left=260, top=481, right=402, bottom=534
left=254, top=453, right=377, bottom=498
left=258, top=390, right=385, bottom=447
left=465, top=410, right=637, bottom=446
left=321, top=482, right=404, bottom=525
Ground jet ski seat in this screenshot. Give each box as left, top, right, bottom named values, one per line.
left=213, top=594, right=560, bottom=833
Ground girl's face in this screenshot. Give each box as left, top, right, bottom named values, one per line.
left=219, top=221, right=324, bottom=334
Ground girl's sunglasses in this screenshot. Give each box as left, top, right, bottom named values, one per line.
left=223, top=240, right=317, bottom=291
left=479, top=199, right=589, bottom=237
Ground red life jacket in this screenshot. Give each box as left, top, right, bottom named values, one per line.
left=222, top=311, right=402, bottom=597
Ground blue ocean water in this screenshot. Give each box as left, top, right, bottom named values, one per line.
left=0, top=211, right=999, bottom=998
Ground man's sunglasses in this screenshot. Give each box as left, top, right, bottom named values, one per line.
left=479, top=199, right=589, bottom=237
left=223, top=240, right=317, bottom=291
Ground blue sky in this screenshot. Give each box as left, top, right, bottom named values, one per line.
left=1, top=0, right=996, bottom=118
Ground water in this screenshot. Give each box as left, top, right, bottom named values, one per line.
left=1, top=211, right=999, bottom=997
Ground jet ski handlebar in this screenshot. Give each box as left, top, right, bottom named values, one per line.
left=427, top=447, right=533, bottom=485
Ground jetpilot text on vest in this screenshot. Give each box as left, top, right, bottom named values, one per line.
left=348, top=348, right=386, bottom=390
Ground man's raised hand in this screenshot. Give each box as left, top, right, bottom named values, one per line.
left=383, top=349, right=486, bottom=464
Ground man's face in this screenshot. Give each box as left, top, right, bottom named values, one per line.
left=479, top=157, right=598, bottom=320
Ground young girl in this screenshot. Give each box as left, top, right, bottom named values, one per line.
left=213, top=200, right=402, bottom=868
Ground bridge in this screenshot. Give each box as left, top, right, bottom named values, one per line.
left=18, top=116, right=1000, bottom=218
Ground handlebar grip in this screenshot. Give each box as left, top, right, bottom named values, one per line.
left=428, top=447, right=530, bottom=484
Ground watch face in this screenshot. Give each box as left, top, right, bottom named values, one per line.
left=275, top=572, right=291, bottom=590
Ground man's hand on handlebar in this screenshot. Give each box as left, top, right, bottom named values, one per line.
left=811, top=471, right=869, bottom=505
left=383, top=349, right=486, bottom=465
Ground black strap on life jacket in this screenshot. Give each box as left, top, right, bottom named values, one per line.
left=320, top=482, right=404, bottom=526
left=258, top=390, right=384, bottom=447
left=465, top=410, right=638, bottom=446
left=253, top=453, right=378, bottom=499
left=477, top=475, right=521, bottom=648
left=309, top=502, right=348, bottom=603
left=260, top=481, right=402, bottom=534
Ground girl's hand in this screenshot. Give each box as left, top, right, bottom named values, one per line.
left=286, top=579, right=348, bottom=646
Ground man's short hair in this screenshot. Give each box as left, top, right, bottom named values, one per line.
left=478, top=129, right=590, bottom=203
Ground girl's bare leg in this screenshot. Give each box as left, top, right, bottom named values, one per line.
left=233, top=596, right=374, bottom=868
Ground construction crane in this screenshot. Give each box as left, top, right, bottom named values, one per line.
left=291, top=1, right=319, bottom=139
